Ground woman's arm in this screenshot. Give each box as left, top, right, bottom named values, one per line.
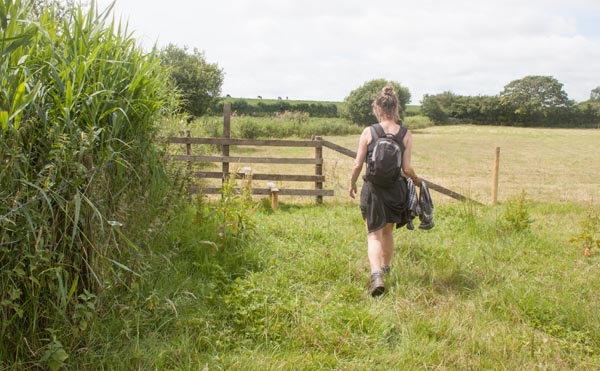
left=401, top=130, right=422, bottom=186
left=349, top=127, right=371, bottom=198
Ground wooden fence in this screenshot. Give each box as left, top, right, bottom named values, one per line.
left=167, top=103, right=482, bottom=206
left=320, top=138, right=483, bottom=205
left=167, top=104, right=334, bottom=206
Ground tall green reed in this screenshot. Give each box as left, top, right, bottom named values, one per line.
left=1, top=0, right=176, bottom=368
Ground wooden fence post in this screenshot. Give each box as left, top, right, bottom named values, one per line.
left=268, top=182, right=279, bottom=209
left=314, top=136, right=323, bottom=204
left=492, top=146, right=500, bottom=205
left=185, top=130, right=191, bottom=173
left=222, top=103, right=231, bottom=183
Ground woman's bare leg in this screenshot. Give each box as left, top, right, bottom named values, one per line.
left=367, top=223, right=395, bottom=272
left=381, top=223, right=395, bottom=267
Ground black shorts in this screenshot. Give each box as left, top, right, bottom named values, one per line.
left=360, top=179, right=409, bottom=233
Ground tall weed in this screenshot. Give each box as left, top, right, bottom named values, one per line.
left=570, top=203, right=600, bottom=257
left=499, top=190, right=533, bottom=233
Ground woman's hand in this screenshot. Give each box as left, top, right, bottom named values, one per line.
left=349, top=182, right=358, bottom=199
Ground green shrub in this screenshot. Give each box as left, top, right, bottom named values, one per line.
left=499, top=191, right=533, bottom=233
left=226, top=116, right=361, bottom=139
left=213, top=99, right=339, bottom=117
left=237, top=116, right=267, bottom=139
left=342, top=79, right=411, bottom=125
left=570, top=204, right=600, bottom=257
left=403, top=114, right=434, bottom=130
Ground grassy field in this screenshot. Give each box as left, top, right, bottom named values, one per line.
left=56, top=124, right=600, bottom=371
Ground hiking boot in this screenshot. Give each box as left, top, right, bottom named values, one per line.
left=369, top=272, right=385, bottom=297
left=382, top=265, right=391, bottom=275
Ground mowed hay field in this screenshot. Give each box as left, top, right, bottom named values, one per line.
left=192, top=125, right=600, bottom=205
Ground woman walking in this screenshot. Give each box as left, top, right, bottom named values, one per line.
left=348, top=85, right=421, bottom=297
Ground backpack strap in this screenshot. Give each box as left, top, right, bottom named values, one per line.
left=369, top=123, right=386, bottom=141
left=370, top=123, right=406, bottom=146
left=396, top=126, right=408, bottom=152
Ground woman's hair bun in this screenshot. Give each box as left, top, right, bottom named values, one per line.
left=373, top=84, right=400, bottom=121
left=383, top=85, right=395, bottom=96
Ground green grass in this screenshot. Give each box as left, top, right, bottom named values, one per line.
left=405, top=104, right=422, bottom=116
left=4, top=1, right=597, bottom=369
left=60, top=192, right=600, bottom=370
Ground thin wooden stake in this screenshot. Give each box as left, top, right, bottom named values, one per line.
left=271, top=190, right=279, bottom=210
left=222, top=103, right=231, bottom=183
left=314, top=136, right=323, bottom=204
left=492, top=146, right=500, bottom=205
left=268, top=182, right=279, bottom=209
left=185, top=130, right=191, bottom=173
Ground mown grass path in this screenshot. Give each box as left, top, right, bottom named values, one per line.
left=105, top=200, right=600, bottom=370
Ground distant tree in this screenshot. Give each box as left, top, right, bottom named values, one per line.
left=421, top=94, right=448, bottom=124
left=499, top=75, right=573, bottom=124
left=591, top=86, right=600, bottom=101
left=343, top=79, right=411, bottom=125
left=160, top=44, right=224, bottom=116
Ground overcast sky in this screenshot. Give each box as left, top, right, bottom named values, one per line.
left=95, top=0, right=600, bottom=103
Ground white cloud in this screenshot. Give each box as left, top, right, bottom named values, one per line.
left=98, top=0, right=600, bottom=102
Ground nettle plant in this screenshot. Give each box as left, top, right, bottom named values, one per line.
left=571, top=205, right=600, bottom=257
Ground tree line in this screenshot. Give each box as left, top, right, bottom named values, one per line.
left=421, top=76, right=600, bottom=128
left=211, top=99, right=339, bottom=118
left=162, top=46, right=600, bottom=128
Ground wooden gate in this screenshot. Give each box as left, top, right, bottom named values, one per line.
left=167, top=104, right=333, bottom=204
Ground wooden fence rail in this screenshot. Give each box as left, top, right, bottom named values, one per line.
left=193, top=171, right=324, bottom=182
left=171, top=154, right=322, bottom=165
left=321, top=135, right=484, bottom=205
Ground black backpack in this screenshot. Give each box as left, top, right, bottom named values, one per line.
left=365, top=123, right=407, bottom=187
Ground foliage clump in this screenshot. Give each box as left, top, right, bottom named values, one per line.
left=160, top=43, right=224, bottom=117
left=570, top=204, right=600, bottom=257
left=342, top=79, right=411, bottom=125
left=421, top=76, right=600, bottom=127
left=500, top=191, right=533, bottom=233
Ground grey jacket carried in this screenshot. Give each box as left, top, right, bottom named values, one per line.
left=405, top=179, right=435, bottom=230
